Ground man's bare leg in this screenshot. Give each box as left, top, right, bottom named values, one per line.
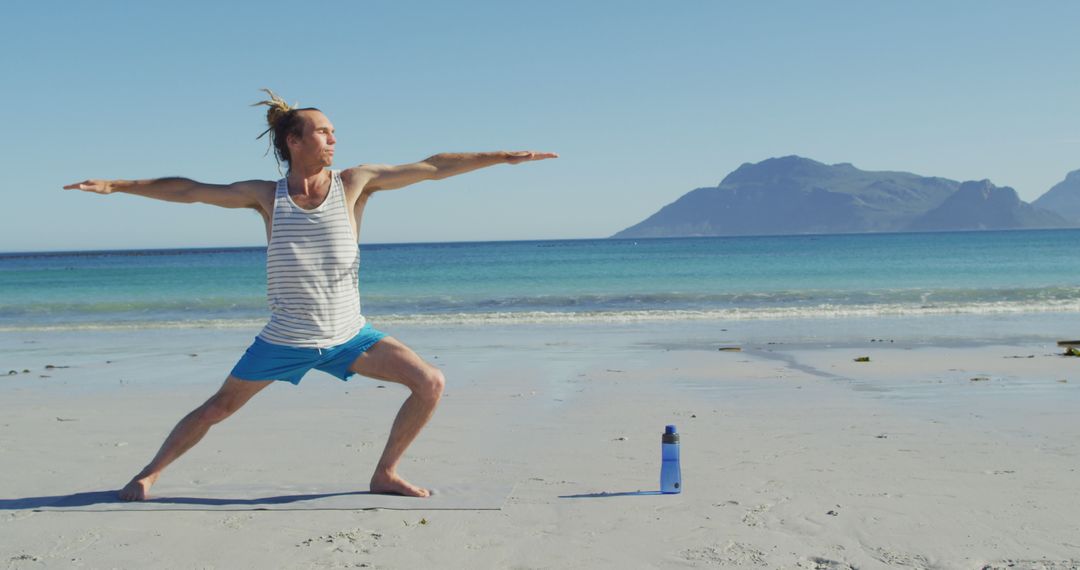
left=348, top=337, right=445, bottom=497
left=118, top=376, right=273, bottom=501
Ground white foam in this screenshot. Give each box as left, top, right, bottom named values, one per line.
left=3, top=299, right=1079, bottom=332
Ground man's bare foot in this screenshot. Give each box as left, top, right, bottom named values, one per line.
left=118, top=476, right=155, bottom=501
left=370, top=471, right=430, bottom=498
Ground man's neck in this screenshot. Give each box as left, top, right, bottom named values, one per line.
left=286, top=166, right=328, bottom=196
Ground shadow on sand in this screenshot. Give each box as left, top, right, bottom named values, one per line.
left=559, top=490, right=665, bottom=499
left=0, top=490, right=375, bottom=510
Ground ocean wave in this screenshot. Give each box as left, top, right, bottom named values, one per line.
left=5, top=286, right=1078, bottom=321
left=368, top=286, right=1080, bottom=310
left=3, top=299, right=1079, bottom=332
left=0, top=318, right=270, bottom=333
left=374, top=299, right=1080, bottom=324
left=0, top=298, right=267, bottom=318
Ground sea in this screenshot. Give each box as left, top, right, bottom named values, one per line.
left=1, top=230, right=1079, bottom=333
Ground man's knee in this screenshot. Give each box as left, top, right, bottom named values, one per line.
left=413, top=367, right=445, bottom=402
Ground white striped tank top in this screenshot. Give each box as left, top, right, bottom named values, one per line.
left=258, top=170, right=366, bottom=348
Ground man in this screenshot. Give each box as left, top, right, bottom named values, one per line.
left=64, top=91, right=557, bottom=500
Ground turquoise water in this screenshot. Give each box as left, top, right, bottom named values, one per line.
left=1, top=230, right=1078, bottom=330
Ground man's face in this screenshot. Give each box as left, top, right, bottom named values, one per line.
left=290, top=110, right=336, bottom=167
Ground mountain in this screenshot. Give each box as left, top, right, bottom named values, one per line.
left=908, top=179, right=1070, bottom=231
left=1032, top=169, right=1080, bottom=223
left=612, top=156, right=1072, bottom=238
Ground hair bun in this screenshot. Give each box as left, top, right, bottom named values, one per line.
left=252, top=88, right=297, bottom=132
left=252, top=88, right=316, bottom=171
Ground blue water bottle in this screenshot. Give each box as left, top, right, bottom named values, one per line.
left=661, top=424, right=682, bottom=493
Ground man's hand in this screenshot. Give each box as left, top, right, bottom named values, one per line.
left=504, top=151, right=559, bottom=165
left=63, top=180, right=115, bottom=194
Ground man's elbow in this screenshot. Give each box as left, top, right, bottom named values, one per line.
left=423, top=155, right=453, bottom=180
left=168, top=178, right=201, bottom=204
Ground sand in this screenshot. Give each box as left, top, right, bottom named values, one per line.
left=2, top=319, right=1079, bottom=569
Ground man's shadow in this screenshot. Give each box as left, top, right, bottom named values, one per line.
left=3, top=488, right=655, bottom=509
left=0, top=490, right=376, bottom=510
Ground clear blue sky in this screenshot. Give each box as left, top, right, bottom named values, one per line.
left=2, top=1, right=1078, bottom=251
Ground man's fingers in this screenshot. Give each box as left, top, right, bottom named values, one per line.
left=63, top=180, right=97, bottom=190
left=518, top=151, right=558, bottom=160
left=63, top=180, right=110, bottom=193
left=506, top=151, right=559, bottom=164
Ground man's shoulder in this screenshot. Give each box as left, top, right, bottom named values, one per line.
left=338, top=167, right=378, bottom=194
left=229, top=179, right=278, bottom=213
left=233, top=179, right=278, bottom=196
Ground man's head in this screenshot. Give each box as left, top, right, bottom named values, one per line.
left=254, top=89, right=335, bottom=170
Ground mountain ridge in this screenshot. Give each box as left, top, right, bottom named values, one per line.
left=1032, top=169, right=1080, bottom=223
left=613, top=157, right=1073, bottom=238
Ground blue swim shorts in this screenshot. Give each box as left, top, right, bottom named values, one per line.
left=230, top=324, right=387, bottom=385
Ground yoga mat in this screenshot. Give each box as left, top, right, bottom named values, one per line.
left=2, top=483, right=513, bottom=512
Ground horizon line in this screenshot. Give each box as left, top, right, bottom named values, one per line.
left=4, top=227, right=1080, bottom=257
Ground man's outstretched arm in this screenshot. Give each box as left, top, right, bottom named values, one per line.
left=351, top=151, right=558, bottom=193
left=63, top=178, right=271, bottom=210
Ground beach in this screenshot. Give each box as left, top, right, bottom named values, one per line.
left=2, top=316, right=1078, bottom=569
left=8, top=0, right=1079, bottom=565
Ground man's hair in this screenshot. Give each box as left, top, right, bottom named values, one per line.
left=252, top=88, right=321, bottom=169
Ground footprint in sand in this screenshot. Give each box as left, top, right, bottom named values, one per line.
left=297, top=528, right=382, bottom=556
left=742, top=503, right=772, bottom=527
left=683, top=541, right=768, bottom=566
left=797, top=557, right=856, bottom=569
left=874, top=548, right=930, bottom=567
left=220, top=514, right=251, bottom=530
left=981, top=560, right=1080, bottom=570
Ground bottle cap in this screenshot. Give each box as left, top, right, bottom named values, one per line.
left=663, top=425, right=679, bottom=443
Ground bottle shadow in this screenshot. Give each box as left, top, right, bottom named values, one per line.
left=559, top=490, right=665, bottom=499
